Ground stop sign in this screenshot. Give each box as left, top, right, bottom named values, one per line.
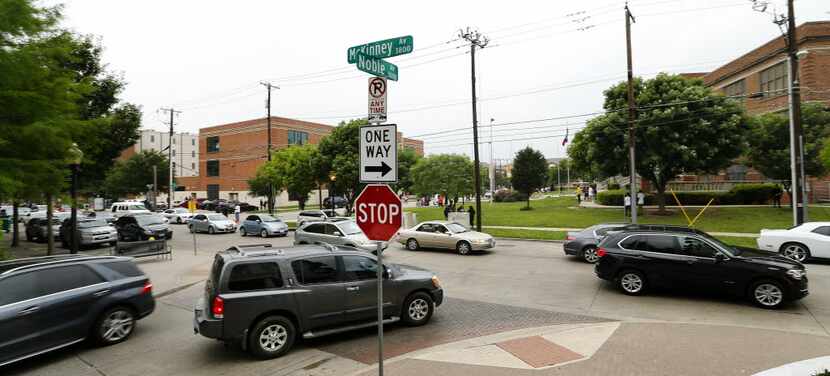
left=355, top=184, right=402, bottom=241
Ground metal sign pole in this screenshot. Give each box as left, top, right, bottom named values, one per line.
left=376, top=240, right=384, bottom=376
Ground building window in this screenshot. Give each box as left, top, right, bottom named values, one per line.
left=759, top=62, right=787, bottom=97
left=723, top=79, right=745, bottom=98
left=206, top=160, right=220, bottom=177
left=192, top=150, right=196, bottom=158
left=172, top=149, right=176, bottom=157
left=191, top=162, right=196, bottom=170
left=206, top=136, right=220, bottom=153
left=173, top=138, right=176, bottom=145
left=191, top=138, right=195, bottom=146
left=288, top=130, right=308, bottom=145
left=150, top=135, right=155, bottom=143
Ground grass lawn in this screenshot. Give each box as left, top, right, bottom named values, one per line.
left=406, top=196, right=830, bottom=234
left=483, top=228, right=567, bottom=241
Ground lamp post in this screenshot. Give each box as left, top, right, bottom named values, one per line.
left=329, top=174, right=337, bottom=213
left=67, top=143, right=83, bottom=254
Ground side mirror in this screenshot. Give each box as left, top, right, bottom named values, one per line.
left=714, top=253, right=726, bottom=263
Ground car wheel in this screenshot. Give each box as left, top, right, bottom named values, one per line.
left=240, top=227, right=247, bottom=236
left=618, top=270, right=647, bottom=296
left=248, top=316, right=295, bottom=359
left=751, top=280, right=786, bottom=309
left=93, top=306, right=136, bottom=346
left=582, top=246, right=600, bottom=263
left=208, top=226, right=215, bottom=234
left=261, top=229, right=269, bottom=238
left=456, top=241, right=472, bottom=256
left=406, top=238, right=419, bottom=251
left=176, top=217, right=182, bottom=224
left=780, top=243, right=810, bottom=263
left=402, top=292, right=434, bottom=326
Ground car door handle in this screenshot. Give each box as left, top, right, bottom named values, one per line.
left=17, top=306, right=39, bottom=316
left=93, top=289, right=111, bottom=297
left=346, top=286, right=359, bottom=292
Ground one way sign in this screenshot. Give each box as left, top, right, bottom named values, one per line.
left=359, top=124, right=397, bottom=183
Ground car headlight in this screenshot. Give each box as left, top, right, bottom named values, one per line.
left=144, top=230, right=154, bottom=235
left=431, top=275, right=442, bottom=288
left=786, top=269, right=806, bottom=280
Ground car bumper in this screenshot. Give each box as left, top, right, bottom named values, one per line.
left=193, top=299, right=223, bottom=339
left=785, top=277, right=809, bottom=300
left=431, top=288, right=444, bottom=307
left=81, top=234, right=117, bottom=245
left=215, top=226, right=236, bottom=233
left=594, top=260, right=616, bottom=281
left=469, top=239, right=496, bottom=251
left=266, top=228, right=289, bottom=236
left=563, top=241, right=579, bottom=255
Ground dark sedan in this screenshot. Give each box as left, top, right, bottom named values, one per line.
left=564, top=223, right=628, bottom=263
left=24, top=218, right=62, bottom=243
left=114, top=213, right=173, bottom=242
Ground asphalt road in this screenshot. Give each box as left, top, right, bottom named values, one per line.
left=4, top=222, right=830, bottom=375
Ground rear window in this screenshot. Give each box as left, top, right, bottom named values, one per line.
left=291, top=256, right=338, bottom=285
left=619, top=235, right=646, bottom=251
left=227, top=263, right=283, bottom=291
left=206, top=255, right=225, bottom=295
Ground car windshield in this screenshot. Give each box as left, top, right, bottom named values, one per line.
left=208, top=214, right=227, bottom=221
left=128, top=204, right=147, bottom=211
left=135, top=215, right=165, bottom=226
left=259, top=215, right=281, bottom=222
left=446, top=223, right=467, bottom=233
left=338, top=221, right=363, bottom=235
left=700, top=233, right=739, bottom=256
left=79, top=219, right=109, bottom=228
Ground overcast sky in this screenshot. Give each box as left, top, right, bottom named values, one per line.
left=55, top=0, right=827, bottom=161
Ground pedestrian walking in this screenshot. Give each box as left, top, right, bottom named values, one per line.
left=576, top=186, right=582, bottom=204
left=637, top=190, right=645, bottom=213
left=443, top=204, right=451, bottom=219
left=588, top=186, right=595, bottom=202
left=773, top=189, right=783, bottom=208
left=624, top=193, right=632, bottom=218
left=468, top=206, right=476, bottom=228
left=234, top=204, right=241, bottom=223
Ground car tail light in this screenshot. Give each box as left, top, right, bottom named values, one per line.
left=212, top=296, right=224, bottom=319
left=141, top=281, right=153, bottom=295
left=565, top=235, right=575, bottom=241
left=596, top=248, right=607, bottom=257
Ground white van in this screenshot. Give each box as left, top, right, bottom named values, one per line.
left=109, top=202, right=151, bottom=217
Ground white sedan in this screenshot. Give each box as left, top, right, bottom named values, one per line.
left=162, top=207, right=195, bottom=224
left=757, top=222, right=830, bottom=262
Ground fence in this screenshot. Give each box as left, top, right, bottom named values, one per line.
left=111, top=239, right=172, bottom=260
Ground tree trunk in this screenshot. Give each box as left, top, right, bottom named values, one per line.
left=656, top=185, right=668, bottom=214
left=526, top=195, right=530, bottom=209
left=318, top=183, right=323, bottom=210
left=46, top=193, right=54, bottom=255
left=11, top=201, right=19, bottom=247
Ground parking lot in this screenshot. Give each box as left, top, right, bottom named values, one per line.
left=4, top=222, right=830, bottom=375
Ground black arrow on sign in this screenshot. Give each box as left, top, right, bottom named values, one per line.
left=364, top=161, right=392, bottom=176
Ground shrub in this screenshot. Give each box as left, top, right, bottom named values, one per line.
left=596, top=189, right=626, bottom=206
left=728, top=183, right=782, bottom=205
left=607, top=183, right=621, bottom=190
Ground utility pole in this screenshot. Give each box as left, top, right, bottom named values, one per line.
left=785, top=0, right=805, bottom=225
left=160, top=108, right=181, bottom=209
left=625, top=3, right=638, bottom=224
left=460, top=27, right=488, bottom=232
left=489, top=118, right=495, bottom=196
left=260, top=82, right=280, bottom=214
left=153, top=165, right=158, bottom=211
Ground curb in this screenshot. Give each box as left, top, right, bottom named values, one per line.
left=494, top=237, right=564, bottom=244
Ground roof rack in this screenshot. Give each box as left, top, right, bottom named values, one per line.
left=311, top=242, right=338, bottom=252
left=0, top=256, right=120, bottom=276
left=225, top=243, right=273, bottom=253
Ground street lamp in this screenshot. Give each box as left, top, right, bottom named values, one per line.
left=328, top=174, right=337, bottom=213
left=67, top=143, right=83, bottom=254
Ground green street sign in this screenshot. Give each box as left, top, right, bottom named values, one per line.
left=355, top=53, right=398, bottom=81
left=348, top=36, right=413, bottom=64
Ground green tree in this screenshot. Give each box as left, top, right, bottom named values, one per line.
left=317, top=119, right=364, bottom=213
left=248, top=145, right=320, bottom=210
left=103, top=151, right=169, bottom=197
left=511, top=147, right=548, bottom=209
left=822, top=137, right=830, bottom=171
left=746, top=102, right=830, bottom=196
left=568, top=73, right=748, bottom=211
left=392, top=147, right=421, bottom=194
left=410, top=154, right=474, bottom=205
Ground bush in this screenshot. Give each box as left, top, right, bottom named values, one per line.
left=728, top=183, right=781, bottom=205
left=493, top=189, right=528, bottom=202
left=607, top=183, right=621, bottom=190
left=596, top=189, right=626, bottom=206
left=596, top=189, right=756, bottom=206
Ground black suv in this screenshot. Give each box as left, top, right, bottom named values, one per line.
left=194, top=243, right=444, bottom=359
left=114, top=213, right=172, bottom=241
left=594, top=229, right=808, bottom=309
left=0, top=255, right=155, bottom=367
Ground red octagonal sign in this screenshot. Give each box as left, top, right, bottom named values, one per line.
left=355, top=184, right=402, bottom=241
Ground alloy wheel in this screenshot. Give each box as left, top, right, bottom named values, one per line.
left=240, top=227, right=246, bottom=236
left=101, top=310, right=134, bottom=343
left=620, top=273, right=643, bottom=293
left=754, top=283, right=783, bottom=307
left=407, top=239, right=418, bottom=251
left=782, top=244, right=807, bottom=262
left=408, top=298, right=429, bottom=321
left=258, top=324, right=288, bottom=352
left=583, top=247, right=600, bottom=263
left=457, top=242, right=471, bottom=255
left=261, top=229, right=268, bottom=238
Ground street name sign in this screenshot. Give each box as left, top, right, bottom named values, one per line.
left=355, top=53, right=398, bottom=81
left=355, top=184, right=403, bottom=241
left=368, top=77, right=387, bottom=124
left=360, top=124, right=397, bottom=183
left=347, top=36, right=414, bottom=64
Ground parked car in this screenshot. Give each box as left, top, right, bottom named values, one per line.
left=114, top=213, right=173, bottom=241
left=296, top=209, right=347, bottom=227
left=162, top=207, right=195, bottom=224
left=59, top=218, right=118, bottom=248
left=0, top=255, right=155, bottom=367
left=757, top=222, right=830, bottom=262
left=594, top=228, right=809, bottom=309
left=322, top=196, right=348, bottom=208
left=109, top=202, right=151, bottom=217
left=24, top=217, right=63, bottom=243
left=565, top=223, right=702, bottom=263
left=201, top=199, right=227, bottom=212
left=23, top=211, right=70, bottom=227
left=239, top=214, right=289, bottom=238
left=215, top=200, right=257, bottom=214
left=189, top=213, right=236, bottom=234
left=193, top=243, right=443, bottom=359
left=294, top=220, right=384, bottom=253
left=396, top=221, right=495, bottom=255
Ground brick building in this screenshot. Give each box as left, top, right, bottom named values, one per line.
left=175, top=117, right=424, bottom=205
left=671, top=21, right=830, bottom=202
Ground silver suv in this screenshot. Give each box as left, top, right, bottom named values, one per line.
left=294, top=220, right=384, bottom=253
left=194, top=244, right=444, bottom=359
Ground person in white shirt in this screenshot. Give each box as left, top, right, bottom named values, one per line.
left=234, top=204, right=241, bottom=223
left=624, top=193, right=632, bottom=218
left=588, top=186, right=595, bottom=202
left=637, top=191, right=645, bottom=213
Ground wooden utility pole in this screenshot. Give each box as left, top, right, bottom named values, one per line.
left=460, top=27, right=489, bottom=232
left=625, top=4, right=638, bottom=223
left=159, top=108, right=181, bottom=208
left=260, top=82, right=279, bottom=214
left=785, top=0, right=805, bottom=225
